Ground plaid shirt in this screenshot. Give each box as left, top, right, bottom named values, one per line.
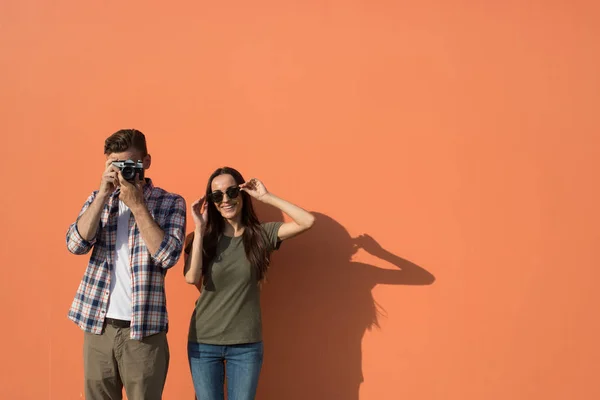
left=66, top=179, right=186, bottom=340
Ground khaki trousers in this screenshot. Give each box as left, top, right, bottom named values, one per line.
left=83, top=324, right=169, bottom=400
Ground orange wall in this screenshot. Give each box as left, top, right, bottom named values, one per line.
left=1, top=1, right=599, bottom=399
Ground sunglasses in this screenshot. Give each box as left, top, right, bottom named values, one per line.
left=209, top=186, right=241, bottom=203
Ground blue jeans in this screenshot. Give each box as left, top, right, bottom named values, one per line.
left=188, top=341, right=264, bottom=400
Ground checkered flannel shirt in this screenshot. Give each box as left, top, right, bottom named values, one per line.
left=66, top=179, right=186, bottom=340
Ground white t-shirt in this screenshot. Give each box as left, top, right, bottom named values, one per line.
left=106, top=200, right=133, bottom=320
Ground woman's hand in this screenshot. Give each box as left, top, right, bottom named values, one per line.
left=240, top=178, right=270, bottom=201
left=191, top=196, right=208, bottom=232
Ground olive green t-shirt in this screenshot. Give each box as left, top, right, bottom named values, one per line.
left=188, top=222, right=283, bottom=344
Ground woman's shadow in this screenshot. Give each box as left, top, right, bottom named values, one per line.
left=254, top=209, right=435, bottom=400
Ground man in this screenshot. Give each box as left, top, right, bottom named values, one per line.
left=65, top=129, right=186, bottom=400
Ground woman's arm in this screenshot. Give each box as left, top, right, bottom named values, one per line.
left=183, top=230, right=204, bottom=285
left=183, top=197, right=207, bottom=285
left=241, top=178, right=315, bottom=240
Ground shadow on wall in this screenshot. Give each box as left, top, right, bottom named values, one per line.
left=256, top=210, right=435, bottom=400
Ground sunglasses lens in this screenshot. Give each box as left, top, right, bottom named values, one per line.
left=227, top=187, right=240, bottom=199
left=210, top=187, right=239, bottom=203
left=210, top=192, right=224, bottom=203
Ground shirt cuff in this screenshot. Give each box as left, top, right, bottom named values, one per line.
left=67, top=223, right=96, bottom=254
left=151, top=234, right=177, bottom=268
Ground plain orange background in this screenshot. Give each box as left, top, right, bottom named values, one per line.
left=1, top=1, right=599, bottom=399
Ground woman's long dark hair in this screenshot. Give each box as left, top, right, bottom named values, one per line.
left=201, top=167, right=272, bottom=282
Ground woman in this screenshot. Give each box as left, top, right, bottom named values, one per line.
left=184, top=167, right=315, bottom=400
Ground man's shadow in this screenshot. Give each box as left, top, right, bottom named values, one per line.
left=254, top=208, right=435, bottom=400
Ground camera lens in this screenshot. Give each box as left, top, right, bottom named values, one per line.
left=122, top=166, right=134, bottom=180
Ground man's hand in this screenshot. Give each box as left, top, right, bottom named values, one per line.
left=117, top=171, right=145, bottom=212
left=73, top=159, right=120, bottom=242
left=99, top=159, right=119, bottom=200
left=116, top=172, right=166, bottom=256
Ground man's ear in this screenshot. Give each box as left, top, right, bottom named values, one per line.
left=143, top=154, right=152, bottom=170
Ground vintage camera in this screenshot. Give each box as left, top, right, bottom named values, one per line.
left=112, top=159, right=144, bottom=182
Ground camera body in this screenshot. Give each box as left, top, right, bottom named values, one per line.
left=112, top=159, right=145, bottom=183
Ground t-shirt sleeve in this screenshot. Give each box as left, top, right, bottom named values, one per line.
left=262, top=222, right=284, bottom=251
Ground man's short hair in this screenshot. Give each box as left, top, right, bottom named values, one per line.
left=104, top=129, right=148, bottom=157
